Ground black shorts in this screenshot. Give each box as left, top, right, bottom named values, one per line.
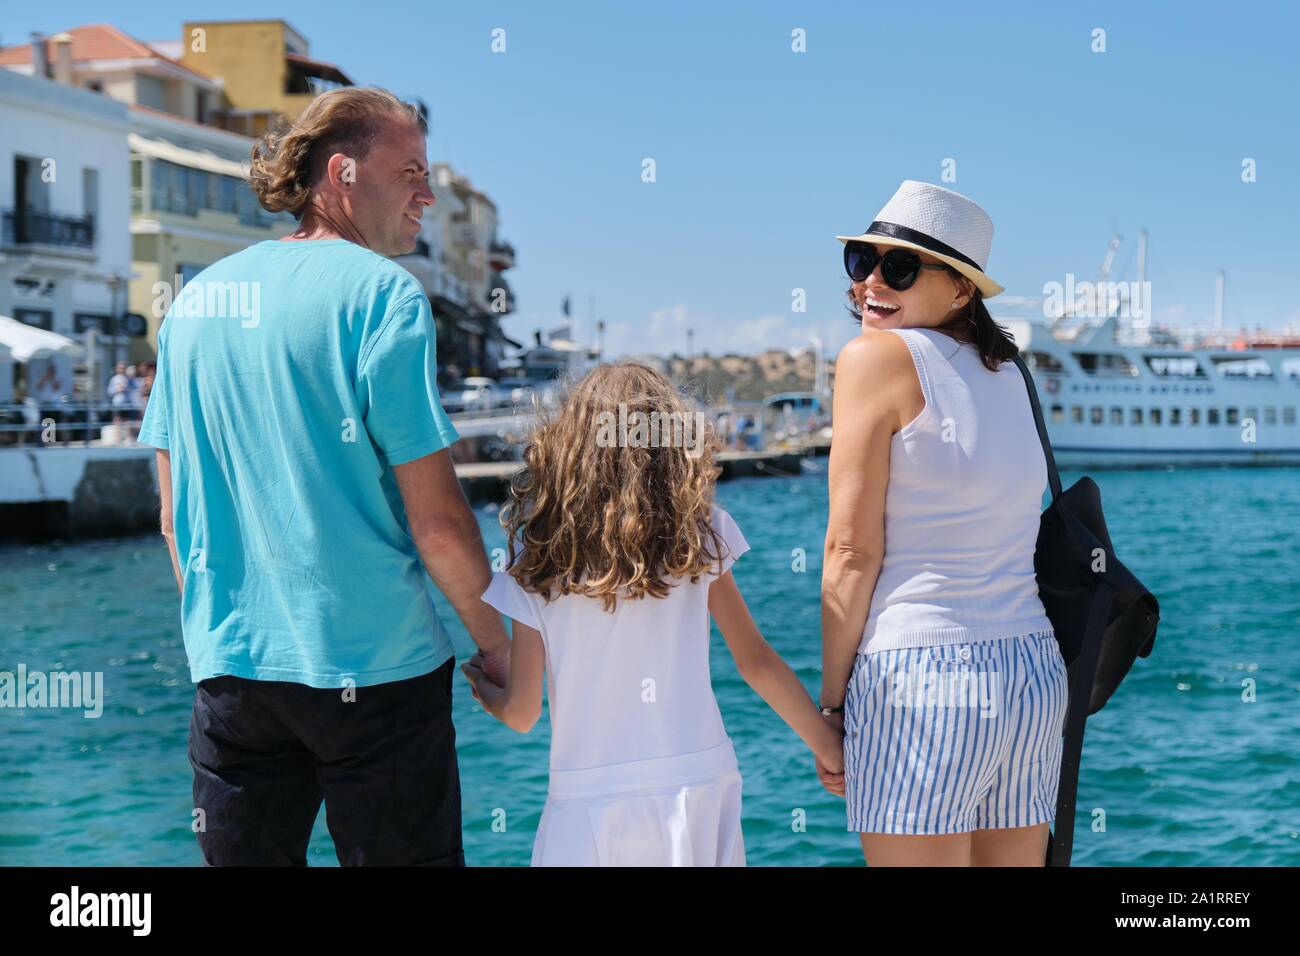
left=188, top=657, right=463, bottom=866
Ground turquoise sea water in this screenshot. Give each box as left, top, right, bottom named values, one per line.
left=1, top=466, right=1297, bottom=866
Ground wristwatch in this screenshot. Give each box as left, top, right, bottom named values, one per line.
left=819, top=704, right=844, bottom=716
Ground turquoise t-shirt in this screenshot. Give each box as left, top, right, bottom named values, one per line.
left=139, top=239, right=461, bottom=688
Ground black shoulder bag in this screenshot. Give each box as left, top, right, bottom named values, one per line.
left=1010, top=355, right=1161, bottom=867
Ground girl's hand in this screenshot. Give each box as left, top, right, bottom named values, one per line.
left=461, top=658, right=506, bottom=718
left=816, top=753, right=846, bottom=798
left=815, top=711, right=846, bottom=797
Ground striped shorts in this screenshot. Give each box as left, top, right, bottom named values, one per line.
left=843, top=631, right=1068, bottom=835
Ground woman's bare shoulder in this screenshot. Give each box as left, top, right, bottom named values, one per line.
left=835, top=328, right=916, bottom=385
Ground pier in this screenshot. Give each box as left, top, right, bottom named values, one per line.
left=0, top=444, right=820, bottom=541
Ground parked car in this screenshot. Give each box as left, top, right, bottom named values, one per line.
left=440, top=377, right=502, bottom=414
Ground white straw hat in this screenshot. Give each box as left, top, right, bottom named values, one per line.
left=835, top=180, right=1004, bottom=298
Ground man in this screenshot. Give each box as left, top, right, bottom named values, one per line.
left=139, top=87, right=510, bottom=866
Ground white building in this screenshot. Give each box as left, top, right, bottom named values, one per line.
left=0, top=66, right=131, bottom=403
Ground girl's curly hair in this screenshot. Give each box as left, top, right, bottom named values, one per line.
left=248, top=86, right=426, bottom=219
left=500, top=362, right=728, bottom=612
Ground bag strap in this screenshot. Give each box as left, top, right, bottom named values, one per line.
left=1010, top=354, right=1063, bottom=499
left=1046, top=580, right=1116, bottom=867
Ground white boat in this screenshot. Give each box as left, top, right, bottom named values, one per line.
left=1006, top=313, right=1300, bottom=468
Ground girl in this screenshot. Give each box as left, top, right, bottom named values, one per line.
left=463, top=362, right=844, bottom=866
left=820, top=180, right=1069, bottom=867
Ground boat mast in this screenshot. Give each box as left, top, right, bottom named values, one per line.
left=1214, top=270, right=1225, bottom=331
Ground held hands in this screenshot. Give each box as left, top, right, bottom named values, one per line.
left=815, top=711, right=846, bottom=799
left=476, top=644, right=511, bottom=688
left=461, top=650, right=507, bottom=720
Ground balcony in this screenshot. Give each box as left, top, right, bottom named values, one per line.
left=2, top=207, right=95, bottom=253
left=489, top=239, right=515, bottom=271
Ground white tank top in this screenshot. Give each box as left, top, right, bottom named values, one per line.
left=481, top=504, right=747, bottom=773
left=859, top=326, right=1054, bottom=654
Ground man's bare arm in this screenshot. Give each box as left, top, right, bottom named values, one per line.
left=155, top=449, right=183, bottom=594
left=393, top=449, right=510, bottom=664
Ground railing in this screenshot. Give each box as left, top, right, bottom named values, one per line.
left=1, top=208, right=95, bottom=250
left=0, top=401, right=144, bottom=445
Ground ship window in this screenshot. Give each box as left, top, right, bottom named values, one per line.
left=1150, top=407, right=1162, bottom=425
left=1071, top=406, right=1084, bottom=424
left=1226, top=407, right=1240, bottom=425
left=1246, top=407, right=1259, bottom=427
left=1189, top=407, right=1200, bottom=425
left=1284, top=407, right=1296, bottom=425
left=1131, top=407, right=1143, bottom=425
left=1265, top=407, right=1278, bottom=425
left=1090, top=406, right=1103, bottom=424
left=1144, top=355, right=1207, bottom=378
left=1169, top=407, right=1181, bottom=425
left=1074, top=352, right=1139, bottom=377
left=1208, top=408, right=1220, bottom=425
left=1110, top=407, right=1124, bottom=425
left=1028, top=351, right=1066, bottom=374
left=1211, top=356, right=1274, bottom=379
left=1050, top=404, right=1064, bottom=424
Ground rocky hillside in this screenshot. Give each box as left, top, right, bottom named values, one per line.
left=626, top=348, right=836, bottom=403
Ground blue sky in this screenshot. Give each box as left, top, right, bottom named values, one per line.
left=5, top=1, right=1298, bottom=358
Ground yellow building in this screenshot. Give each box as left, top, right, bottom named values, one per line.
left=179, top=20, right=353, bottom=137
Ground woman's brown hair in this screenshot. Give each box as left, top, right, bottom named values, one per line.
left=500, top=362, right=729, bottom=612
left=248, top=87, right=426, bottom=219
left=846, top=267, right=1019, bottom=371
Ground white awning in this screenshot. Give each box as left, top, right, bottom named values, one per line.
left=0, top=315, right=86, bottom=362
left=128, top=132, right=250, bottom=179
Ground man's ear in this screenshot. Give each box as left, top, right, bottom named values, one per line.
left=325, top=152, right=358, bottom=188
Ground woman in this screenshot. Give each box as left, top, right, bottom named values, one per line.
left=818, top=181, right=1068, bottom=866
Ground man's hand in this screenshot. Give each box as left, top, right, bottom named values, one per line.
left=474, top=645, right=510, bottom=688
left=462, top=652, right=507, bottom=721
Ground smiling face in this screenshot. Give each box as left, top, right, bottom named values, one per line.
left=849, top=244, right=973, bottom=333
left=344, top=120, right=435, bottom=256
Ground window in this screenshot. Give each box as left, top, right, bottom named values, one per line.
left=14, top=308, right=53, bottom=330
left=1131, top=407, right=1143, bottom=425
left=1075, top=352, right=1139, bottom=377
left=1071, top=406, right=1084, bottom=424
left=1284, top=408, right=1296, bottom=426
left=1265, top=407, right=1278, bottom=425
left=1050, top=404, right=1064, bottom=424
left=1150, top=407, right=1162, bottom=425
left=1226, top=407, right=1240, bottom=425
left=1208, top=408, right=1220, bottom=425
left=82, top=168, right=99, bottom=221
left=1169, top=407, right=1181, bottom=425
left=1211, top=356, right=1274, bottom=379
left=1246, top=407, right=1259, bottom=426
left=1189, top=407, right=1200, bottom=425
left=1028, top=351, right=1066, bottom=373
left=1110, top=406, right=1124, bottom=425
left=1090, top=406, right=1103, bottom=425
left=1144, top=355, right=1207, bottom=378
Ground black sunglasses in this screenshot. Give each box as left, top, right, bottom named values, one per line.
left=843, top=241, right=949, bottom=291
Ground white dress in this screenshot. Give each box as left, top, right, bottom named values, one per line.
left=480, top=504, right=749, bottom=866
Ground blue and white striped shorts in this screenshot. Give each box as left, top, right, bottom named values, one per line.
left=843, top=631, right=1069, bottom=835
